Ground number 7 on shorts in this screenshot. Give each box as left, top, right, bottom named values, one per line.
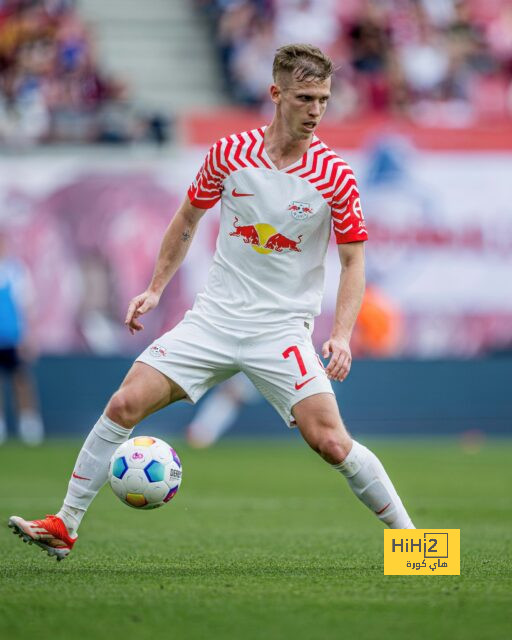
left=282, top=345, right=308, bottom=376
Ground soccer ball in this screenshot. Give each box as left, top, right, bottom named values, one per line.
left=108, top=436, right=182, bottom=509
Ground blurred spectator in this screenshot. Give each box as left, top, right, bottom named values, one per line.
left=275, top=0, right=340, bottom=53
left=230, top=18, right=275, bottom=104
left=351, top=284, right=404, bottom=358
left=197, top=0, right=512, bottom=122
left=0, top=0, right=169, bottom=145
left=346, top=0, right=395, bottom=113
left=215, top=0, right=272, bottom=101
left=0, top=230, right=44, bottom=445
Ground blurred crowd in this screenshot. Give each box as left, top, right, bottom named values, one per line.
left=0, top=0, right=168, bottom=145
left=198, top=0, right=512, bottom=124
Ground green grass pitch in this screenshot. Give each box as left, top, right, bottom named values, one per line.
left=0, top=438, right=510, bottom=640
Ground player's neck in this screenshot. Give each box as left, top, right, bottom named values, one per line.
left=264, top=120, right=312, bottom=170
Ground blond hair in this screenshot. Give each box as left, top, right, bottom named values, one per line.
left=272, top=44, right=334, bottom=83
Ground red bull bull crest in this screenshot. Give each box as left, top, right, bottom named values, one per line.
left=287, top=201, right=314, bottom=220
left=229, top=217, right=302, bottom=254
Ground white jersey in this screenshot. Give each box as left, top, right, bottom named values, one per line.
left=187, top=126, right=368, bottom=330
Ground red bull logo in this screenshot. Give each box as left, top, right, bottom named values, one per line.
left=229, top=217, right=302, bottom=254
left=264, top=232, right=302, bottom=252
left=229, top=216, right=260, bottom=246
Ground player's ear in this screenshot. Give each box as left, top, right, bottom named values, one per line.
left=269, top=83, right=281, bottom=105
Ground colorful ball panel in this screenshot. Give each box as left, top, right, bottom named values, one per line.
left=144, top=460, right=165, bottom=483
left=133, top=436, right=156, bottom=447
left=111, top=456, right=128, bottom=480
left=164, top=485, right=179, bottom=502
left=125, top=493, right=147, bottom=508
left=170, top=448, right=181, bottom=468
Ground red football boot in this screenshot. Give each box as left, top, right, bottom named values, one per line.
left=8, top=514, right=77, bottom=561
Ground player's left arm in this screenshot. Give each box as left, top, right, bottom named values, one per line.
left=322, top=241, right=365, bottom=381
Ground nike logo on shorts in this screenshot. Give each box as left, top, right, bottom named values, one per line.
left=232, top=188, right=254, bottom=197
left=295, top=376, right=317, bottom=391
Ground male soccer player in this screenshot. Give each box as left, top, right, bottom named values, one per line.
left=9, top=44, right=414, bottom=560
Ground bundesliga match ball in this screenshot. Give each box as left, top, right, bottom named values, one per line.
left=108, top=436, right=182, bottom=509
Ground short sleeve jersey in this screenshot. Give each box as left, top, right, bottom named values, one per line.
left=187, top=126, right=368, bottom=329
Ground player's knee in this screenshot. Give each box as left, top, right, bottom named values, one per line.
left=316, top=432, right=351, bottom=465
left=105, top=389, right=141, bottom=428
left=302, top=418, right=351, bottom=464
left=299, top=412, right=352, bottom=464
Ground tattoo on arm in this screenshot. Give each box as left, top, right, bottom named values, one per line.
left=181, top=230, right=191, bottom=242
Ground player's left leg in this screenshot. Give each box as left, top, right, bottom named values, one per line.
left=243, top=322, right=414, bottom=529
left=293, top=393, right=414, bottom=529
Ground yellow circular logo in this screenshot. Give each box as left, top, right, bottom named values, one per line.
left=252, top=223, right=276, bottom=254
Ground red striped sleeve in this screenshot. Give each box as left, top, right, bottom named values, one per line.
left=331, top=168, right=368, bottom=244
left=188, top=140, right=226, bottom=209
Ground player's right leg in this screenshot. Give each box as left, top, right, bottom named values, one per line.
left=8, top=362, right=186, bottom=560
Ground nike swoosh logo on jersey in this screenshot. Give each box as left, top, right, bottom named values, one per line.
left=72, top=472, right=91, bottom=481
left=232, top=188, right=254, bottom=197
left=295, top=376, right=317, bottom=391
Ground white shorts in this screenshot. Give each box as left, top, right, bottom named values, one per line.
left=136, top=311, right=334, bottom=427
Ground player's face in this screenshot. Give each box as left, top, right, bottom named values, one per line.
left=272, top=74, right=331, bottom=139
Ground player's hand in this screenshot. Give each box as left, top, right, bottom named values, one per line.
left=125, top=290, right=160, bottom=335
left=322, top=336, right=352, bottom=382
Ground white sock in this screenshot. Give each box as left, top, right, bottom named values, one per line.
left=56, top=414, right=133, bottom=536
left=187, top=391, right=239, bottom=447
left=18, top=409, right=44, bottom=446
left=333, top=440, right=415, bottom=529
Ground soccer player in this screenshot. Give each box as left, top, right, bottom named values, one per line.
left=0, top=231, right=44, bottom=446
left=9, top=44, right=414, bottom=560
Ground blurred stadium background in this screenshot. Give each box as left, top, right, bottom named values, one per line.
left=0, top=0, right=511, bottom=440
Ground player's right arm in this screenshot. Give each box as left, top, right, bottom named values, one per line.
left=125, top=197, right=206, bottom=334
left=126, top=139, right=225, bottom=333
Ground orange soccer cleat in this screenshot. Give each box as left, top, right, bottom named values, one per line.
left=8, top=514, right=77, bottom=561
